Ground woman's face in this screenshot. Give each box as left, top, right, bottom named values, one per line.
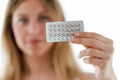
left=12, top=0, right=55, bottom=56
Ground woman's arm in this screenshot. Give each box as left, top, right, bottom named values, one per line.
left=95, top=63, right=117, bottom=80
left=80, top=73, right=97, bottom=80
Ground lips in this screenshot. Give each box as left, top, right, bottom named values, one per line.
left=28, top=39, right=42, bottom=44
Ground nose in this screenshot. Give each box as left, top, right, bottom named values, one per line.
left=28, top=22, right=45, bottom=36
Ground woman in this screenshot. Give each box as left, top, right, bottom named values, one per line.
left=2, top=0, right=116, bottom=80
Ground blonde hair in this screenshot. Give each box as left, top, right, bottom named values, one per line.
left=2, top=0, right=81, bottom=80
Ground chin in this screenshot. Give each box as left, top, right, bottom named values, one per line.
left=28, top=48, right=45, bottom=54
left=23, top=47, right=50, bottom=57
left=21, top=43, right=54, bottom=57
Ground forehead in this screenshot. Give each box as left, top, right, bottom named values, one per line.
left=13, top=0, right=46, bottom=15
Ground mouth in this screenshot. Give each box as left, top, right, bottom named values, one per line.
left=28, top=39, right=42, bottom=44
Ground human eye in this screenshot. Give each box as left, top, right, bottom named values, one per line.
left=38, top=15, right=49, bottom=22
left=18, top=18, right=28, bottom=25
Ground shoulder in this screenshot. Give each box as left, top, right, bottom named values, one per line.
left=79, top=73, right=97, bottom=80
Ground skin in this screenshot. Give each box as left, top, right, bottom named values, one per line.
left=12, top=0, right=56, bottom=80
left=72, top=32, right=116, bottom=80
left=12, top=0, right=116, bottom=80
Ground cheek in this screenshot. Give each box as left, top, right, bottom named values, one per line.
left=12, top=26, right=26, bottom=45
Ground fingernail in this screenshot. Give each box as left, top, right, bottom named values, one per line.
left=78, top=54, right=82, bottom=58
left=75, top=32, right=80, bottom=36
left=71, top=38, right=75, bottom=42
left=79, top=49, right=90, bottom=58
left=84, top=58, right=89, bottom=63
left=86, top=49, right=90, bottom=53
left=78, top=52, right=84, bottom=58
left=79, top=56, right=83, bottom=59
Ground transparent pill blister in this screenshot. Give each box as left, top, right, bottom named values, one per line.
left=46, top=21, right=84, bottom=42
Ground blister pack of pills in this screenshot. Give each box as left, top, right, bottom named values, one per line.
left=46, top=21, right=84, bottom=42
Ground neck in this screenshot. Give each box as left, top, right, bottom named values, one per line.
left=23, top=53, right=54, bottom=75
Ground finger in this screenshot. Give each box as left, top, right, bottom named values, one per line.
left=83, top=57, right=107, bottom=70
left=74, top=32, right=113, bottom=45
left=79, top=48, right=110, bottom=60
left=71, top=38, right=114, bottom=53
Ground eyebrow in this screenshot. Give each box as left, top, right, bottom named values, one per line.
left=17, top=10, right=48, bottom=17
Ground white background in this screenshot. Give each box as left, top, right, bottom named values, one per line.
left=0, top=0, right=120, bottom=79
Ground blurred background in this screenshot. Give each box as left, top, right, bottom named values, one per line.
left=0, top=0, right=120, bottom=79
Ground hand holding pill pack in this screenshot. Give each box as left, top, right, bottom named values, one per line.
left=46, top=21, right=84, bottom=42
